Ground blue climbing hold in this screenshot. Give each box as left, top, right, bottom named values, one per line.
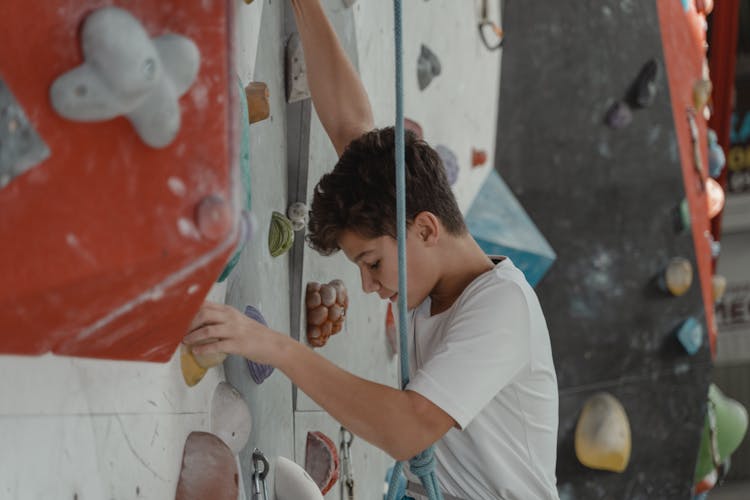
left=708, top=129, right=726, bottom=178
left=466, top=169, right=557, bottom=287
left=676, top=317, right=704, bottom=355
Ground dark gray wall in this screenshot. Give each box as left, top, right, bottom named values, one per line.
left=496, top=1, right=713, bottom=498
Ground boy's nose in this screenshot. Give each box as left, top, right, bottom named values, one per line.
left=359, top=268, right=380, bottom=293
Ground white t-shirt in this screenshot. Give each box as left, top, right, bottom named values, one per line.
left=404, top=257, right=559, bottom=500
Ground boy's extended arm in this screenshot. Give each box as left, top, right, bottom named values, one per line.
left=185, top=303, right=455, bottom=461
left=290, top=0, right=374, bottom=155
left=275, top=334, right=455, bottom=461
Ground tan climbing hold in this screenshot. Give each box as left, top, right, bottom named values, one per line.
left=663, top=257, right=693, bottom=297
left=712, top=274, right=727, bottom=302
left=306, top=280, right=348, bottom=347
left=245, top=82, right=270, bottom=124
left=575, top=392, right=631, bottom=473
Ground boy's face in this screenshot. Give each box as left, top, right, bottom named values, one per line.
left=338, top=227, right=436, bottom=310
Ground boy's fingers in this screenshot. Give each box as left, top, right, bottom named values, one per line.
left=192, top=339, right=233, bottom=357
left=184, top=325, right=220, bottom=345
left=188, top=306, right=225, bottom=332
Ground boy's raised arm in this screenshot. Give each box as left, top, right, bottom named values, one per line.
left=290, top=0, right=374, bottom=156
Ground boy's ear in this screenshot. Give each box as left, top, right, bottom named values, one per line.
left=413, top=211, right=440, bottom=245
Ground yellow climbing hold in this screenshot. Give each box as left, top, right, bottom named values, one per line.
left=180, top=343, right=227, bottom=387
left=575, top=392, right=632, bottom=473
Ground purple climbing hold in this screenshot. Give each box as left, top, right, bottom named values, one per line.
left=605, top=101, right=632, bottom=129
left=244, top=305, right=275, bottom=384
left=435, top=144, right=459, bottom=186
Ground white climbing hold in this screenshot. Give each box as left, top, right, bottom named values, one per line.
left=274, top=456, right=324, bottom=500
left=49, top=6, right=200, bottom=148
left=209, top=382, right=252, bottom=454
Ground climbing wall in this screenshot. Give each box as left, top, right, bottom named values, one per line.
left=0, top=0, right=504, bottom=498
left=496, top=0, right=715, bottom=497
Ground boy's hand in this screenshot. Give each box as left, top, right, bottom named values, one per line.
left=183, top=302, right=281, bottom=365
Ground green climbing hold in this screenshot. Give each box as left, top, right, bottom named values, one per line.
left=217, top=77, right=253, bottom=282
left=268, top=211, right=295, bottom=258
left=694, top=384, right=749, bottom=482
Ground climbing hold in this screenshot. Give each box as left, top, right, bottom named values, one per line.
left=244, top=305, right=275, bottom=384
left=465, top=169, right=556, bottom=287
left=175, top=432, right=239, bottom=500
left=706, top=177, right=725, bottom=219
left=575, top=392, right=632, bottom=473
left=385, top=302, right=398, bottom=357
left=217, top=78, right=254, bottom=283
left=181, top=342, right=226, bottom=387
left=218, top=210, right=257, bottom=283
left=675, top=317, right=704, bottom=355
left=196, top=194, right=233, bottom=241
left=695, top=467, right=718, bottom=495
left=0, top=78, right=50, bottom=188
left=694, top=384, right=749, bottom=482
left=693, top=78, right=713, bottom=112
left=627, top=59, right=659, bottom=108
left=417, top=44, right=441, bottom=91
left=605, top=101, right=632, bottom=129
left=287, top=201, right=308, bottom=232
left=696, top=0, right=715, bottom=15
left=705, top=230, right=721, bottom=259
left=268, top=211, right=295, bottom=257
left=244, top=0, right=255, bottom=4
left=435, top=144, right=459, bottom=185
left=687, top=111, right=705, bottom=180
left=675, top=198, right=691, bottom=233
left=275, top=456, right=324, bottom=500
left=245, top=82, right=270, bottom=124
left=306, top=280, right=348, bottom=348
left=708, top=129, right=726, bottom=178
left=659, top=257, right=693, bottom=297
left=471, top=148, right=488, bottom=168
left=305, top=431, right=340, bottom=495
left=343, top=0, right=358, bottom=7
left=49, top=7, right=199, bottom=149
left=286, top=33, right=310, bottom=103
left=405, top=118, right=424, bottom=140
left=712, top=275, right=727, bottom=302
left=180, top=344, right=208, bottom=387
left=210, top=382, right=252, bottom=454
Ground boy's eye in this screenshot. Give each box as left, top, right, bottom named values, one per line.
left=369, top=260, right=380, bottom=270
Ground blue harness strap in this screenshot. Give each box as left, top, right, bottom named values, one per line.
left=385, top=1, right=443, bottom=499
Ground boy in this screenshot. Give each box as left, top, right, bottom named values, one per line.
left=184, top=1, right=559, bottom=498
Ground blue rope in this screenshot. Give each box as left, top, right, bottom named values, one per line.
left=386, top=1, right=442, bottom=499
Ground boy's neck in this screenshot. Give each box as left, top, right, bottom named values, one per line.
left=428, top=233, right=495, bottom=316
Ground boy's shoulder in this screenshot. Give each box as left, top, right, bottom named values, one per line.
left=453, top=257, right=531, bottom=313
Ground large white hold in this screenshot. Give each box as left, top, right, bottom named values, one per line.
left=210, top=382, right=252, bottom=455
left=274, top=456, right=324, bottom=500
left=49, top=6, right=200, bottom=148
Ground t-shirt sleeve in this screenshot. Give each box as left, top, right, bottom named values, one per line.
left=406, top=278, right=532, bottom=429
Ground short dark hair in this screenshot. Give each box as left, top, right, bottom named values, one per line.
left=307, top=127, right=467, bottom=255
